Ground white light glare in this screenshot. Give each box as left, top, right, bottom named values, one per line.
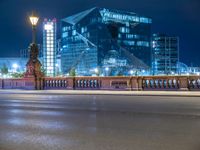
left=94, top=68, right=98, bottom=73
left=130, top=70, right=134, bottom=75
left=44, top=24, right=53, bottom=30
left=12, top=64, right=18, bottom=69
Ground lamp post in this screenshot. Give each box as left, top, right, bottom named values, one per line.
left=24, top=12, right=43, bottom=90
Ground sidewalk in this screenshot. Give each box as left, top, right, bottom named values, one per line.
left=0, top=89, right=200, bottom=97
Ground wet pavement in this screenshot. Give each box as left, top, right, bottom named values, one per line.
left=0, top=93, right=200, bottom=150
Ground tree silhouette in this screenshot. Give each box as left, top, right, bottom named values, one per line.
left=1, top=64, right=8, bottom=75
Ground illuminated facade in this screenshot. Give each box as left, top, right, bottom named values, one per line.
left=61, top=7, right=152, bottom=76
left=152, top=33, right=179, bottom=75
left=43, top=19, right=57, bottom=77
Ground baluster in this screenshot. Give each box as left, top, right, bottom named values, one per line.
left=150, top=80, right=153, bottom=88
left=153, top=80, right=157, bottom=88
left=171, top=79, right=174, bottom=88
left=197, top=79, right=200, bottom=88
left=90, top=80, right=93, bottom=88
left=60, top=80, right=63, bottom=87
left=162, top=80, right=166, bottom=88
left=158, top=80, right=162, bottom=88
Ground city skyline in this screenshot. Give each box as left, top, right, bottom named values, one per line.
left=0, top=0, right=200, bottom=66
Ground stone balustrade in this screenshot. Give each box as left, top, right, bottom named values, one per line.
left=43, top=77, right=74, bottom=90
left=0, top=76, right=200, bottom=91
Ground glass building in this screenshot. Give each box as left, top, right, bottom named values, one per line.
left=43, top=18, right=57, bottom=77
left=152, top=33, right=179, bottom=75
left=61, top=7, right=152, bottom=76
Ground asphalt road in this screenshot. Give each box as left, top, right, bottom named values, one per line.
left=0, top=93, right=200, bottom=150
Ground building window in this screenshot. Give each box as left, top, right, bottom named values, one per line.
left=72, top=30, right=76, bottom=36
left=62, top=32, right=68, bottom=38
left=137, top=41, right=149, bottom=47
left=120, top=27, right=130, bottom=33
left=140, top=17, right=150, bottom=23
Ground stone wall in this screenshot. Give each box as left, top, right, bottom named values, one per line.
left=0, top=78, right=36, bottom=90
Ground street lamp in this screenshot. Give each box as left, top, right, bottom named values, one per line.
left=94, top=68, right=99, bottom=76
left=12, top=63, right=18, bottom=73
left=105, top=67, right=109, bottom=76
left=24, top=12, right=43, bottom=90
left=29, top=14, right=39, bottom=44
left=94, top=68, right=98, bottom=73
left=130, top=70, right=134, bottom=76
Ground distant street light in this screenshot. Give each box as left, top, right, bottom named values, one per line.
left=94, top=68, right=98, bottom=73
left=94, top=68, right=99, bottom=76
left=105, top=67, right=109, bottom=76
left=130, top=70, right=134, bottom=75
left=12, top=63, right=18, bottom=72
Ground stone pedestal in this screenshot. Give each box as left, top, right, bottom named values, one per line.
left=24, top=43, right=44, bottom=90
left=178, top=77, right=189, bottom=91
left=130, top=77, right=143, bottom=91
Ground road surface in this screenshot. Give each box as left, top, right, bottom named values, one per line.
left=0, top=92, right=200, bottom=150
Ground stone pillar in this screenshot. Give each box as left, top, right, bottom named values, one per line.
left=130, top=77, right=143, bottom=91
left=137, top=77, right=143, bottom=91
left=178, top=77, right=189, bottom=91
left=130, top=77, right=138, bottom=91
left=24, top=43, right=44, bottom=90
left=100, top=77, right=111, bottom=90
left=0, top=79, right=3, bottom=89
left=66, top=77, right=75, bottom=90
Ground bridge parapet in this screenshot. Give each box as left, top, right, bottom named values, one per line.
left=43, top=77, right=74, bottom=90
left=188, top=76, right=200, bottom=90
left=0, top=76, right=200, bottom=91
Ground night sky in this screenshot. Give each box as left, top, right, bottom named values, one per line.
left=0, top=0, right=200, bottom=66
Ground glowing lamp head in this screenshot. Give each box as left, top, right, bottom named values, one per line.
left=29, top=16, right=39, bottom=26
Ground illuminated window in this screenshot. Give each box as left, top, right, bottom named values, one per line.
left=120, top=27, right=130, bottom=33
left=72, top=30, right=76, bottom=36
left=137, top=41, right=149, bottom=47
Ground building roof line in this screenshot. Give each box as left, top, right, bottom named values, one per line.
left=62, top=7, right=97, bottom=25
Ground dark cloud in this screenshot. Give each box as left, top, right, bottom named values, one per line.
left=0, top=0, right=200, bottom=65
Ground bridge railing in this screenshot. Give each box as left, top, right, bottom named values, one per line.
left=74, top=77, right=101, bottom=89
left=0, top=78, right=36, bottom=90
left=43, top=77, right=74, bottom=90
left=0, top=76, right=200, bottom=91
left=188, top=76, right=200, bottom=90
left=142, top=76, right=200, bottom=91
left=142, top=76, right=180, bottom=90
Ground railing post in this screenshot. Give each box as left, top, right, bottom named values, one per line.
left=0, top=79, right=3, bottom=89
left=178, top=77, right=189, bottom=91
left=138, top=77, right=143, bottom=91
left=131, top=77, right=142, bottom=91
left=66, top=77, right=75, bottom=90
